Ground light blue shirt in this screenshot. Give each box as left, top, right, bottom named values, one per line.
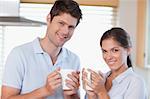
left=2, top=38, right=80, bottom=99
left=85, top=68, right=148, bottom=99
left=108, top=68, right=147, bottom=99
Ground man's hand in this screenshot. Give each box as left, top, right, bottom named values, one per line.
left=63, top=71, right=80, bottom=97
left=45, top=68, right=62, bottom=95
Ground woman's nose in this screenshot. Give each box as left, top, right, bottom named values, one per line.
left=106, top=52, right=113, bottom=60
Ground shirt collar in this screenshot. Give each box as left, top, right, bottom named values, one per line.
left=113, top=67, right=133, bottom=84
left=57, top=47, right=68, bottom=59
left=32, top=37, right=44, bottom=54
left=32, top=37, right=68, bottom=59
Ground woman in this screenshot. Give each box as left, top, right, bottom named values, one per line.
left=82, top=27, right=148, bottom=99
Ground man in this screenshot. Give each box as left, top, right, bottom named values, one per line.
left=1, top=0, right=82, bottom=99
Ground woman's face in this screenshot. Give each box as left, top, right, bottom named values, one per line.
left=101, top=38, right=130, bottom=71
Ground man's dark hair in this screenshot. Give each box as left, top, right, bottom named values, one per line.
left=50, top=0, right=82, bottom=26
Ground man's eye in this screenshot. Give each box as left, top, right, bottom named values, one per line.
left=59, top=22, right=64, bottom=25
left=69, top=26, right=75, bottom=30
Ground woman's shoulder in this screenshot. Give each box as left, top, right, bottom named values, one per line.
left=126, top=68, right=145, bottom=86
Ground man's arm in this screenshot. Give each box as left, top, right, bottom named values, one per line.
left=1, top=85, right=50, bottom=99
left=2, top=68, right=62, bottom=99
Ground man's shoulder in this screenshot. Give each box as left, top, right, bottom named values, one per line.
left=62, top=47, right=79, bottom=58
left=10, top=40, right=34, bottom=55
left=14, top=41, right=32, bottom=50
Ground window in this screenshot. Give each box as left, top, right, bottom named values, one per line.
left=0, top=26, right=4, bottom=88
left=0, top=3, right=116, bottom=95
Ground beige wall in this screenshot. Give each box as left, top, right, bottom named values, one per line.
left=117, top=0, right=137, bottom=65
left=117, top=0, right=147, bottom=68
left=21, top=0, right=119, bottom=7
left=136, top=0, right=146, bottom=67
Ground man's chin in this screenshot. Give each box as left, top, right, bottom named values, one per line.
left=56, top=43, right=64, bottom=48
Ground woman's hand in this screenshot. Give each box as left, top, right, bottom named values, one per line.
left=87, top=69, right=107, bottom=94
left=82, top=68, right=97, bottom=98
left=82, top=68, right=87, bottom=90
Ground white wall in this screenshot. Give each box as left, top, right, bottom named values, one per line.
left=117, top=0, right=137, bottom=65
left=117, top=0, right=150, bottom=98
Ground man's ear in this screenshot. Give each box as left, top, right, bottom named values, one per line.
left=46, top=14, right=51, bottom=24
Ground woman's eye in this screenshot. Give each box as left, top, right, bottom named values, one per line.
left=102, top=50, right=107, bottom=53
left=112, top=49, right=119, bottom=53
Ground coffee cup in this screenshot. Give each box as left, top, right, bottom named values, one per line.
left=60, top=69, right=76, bottom=90
left=85, top=69, right=99, bottom=91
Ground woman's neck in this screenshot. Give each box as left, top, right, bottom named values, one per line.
left=105, top=64, right=128, bottom=91
left=110, top=64, right=128, bottom=79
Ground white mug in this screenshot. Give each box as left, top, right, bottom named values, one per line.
left=60, top=69, right=76, bottom=90
left=85, top=69, right=99, bottom=91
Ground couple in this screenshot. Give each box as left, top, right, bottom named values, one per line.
left=1, top=0, right=148, bottom=99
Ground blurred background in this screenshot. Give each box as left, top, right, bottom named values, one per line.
left=0, top=0, right=149, bottom=98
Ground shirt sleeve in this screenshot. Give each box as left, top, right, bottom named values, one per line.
left=2, top=47, right=25, bottom=89
left=124, top=76, right=148, bottom=99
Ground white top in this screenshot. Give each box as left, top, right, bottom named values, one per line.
left=85, top=68, right=148, bottom=99
left=108, top=68, right=148, bottom=99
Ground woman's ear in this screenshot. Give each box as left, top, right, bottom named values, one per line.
left=127, top=47, right=132, bottom=56
left=46, top=14, right=51, bottom=24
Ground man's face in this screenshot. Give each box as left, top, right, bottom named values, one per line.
left=46, top=13, right=78, bottom=47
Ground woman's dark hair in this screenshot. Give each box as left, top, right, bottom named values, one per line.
left=50, top=0, right=82, bottom=26
left=100, top=27, right=132, bottom=68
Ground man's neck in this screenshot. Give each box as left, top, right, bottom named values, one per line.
left=40, top=37, right=61, bottom=64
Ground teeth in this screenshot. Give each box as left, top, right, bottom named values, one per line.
left=58, top=34, right=65, bottom=39
left=108, top=61, right=115, bottom=65
left=56, top=32, right=68, bottom=41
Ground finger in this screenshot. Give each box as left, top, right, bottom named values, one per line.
left=64, top=90, right=76, bottom=95
left=53, top=78, right=62, bottom=85
left=88, top=69, right=98, bottom=76
left=66, top=79, right=79, bottom=89
left=91, top=72, right=102, bottom=81
left=82, top=68, right=85, bottom=74
left=47, top=77, right=60, bottom=85
left=48, top=68, right=60, bottom=78
left=87, top=81, right=93, bottom=89
left=86, top=90, right=96, bottom=96
left=72, top=72, right=80, bottom=80
left=88, top=69, right=103, bottom=81
left=47, top=77, right=62, bottom=89
left=53, top=82, right=62, bottom=89
left=67, top=72, right=79, bottom=84
left=48, top=73, right=61, bottom=83
left=82, top=70, right=88, bottom=80
left=66, top=81, right=75, bottom=89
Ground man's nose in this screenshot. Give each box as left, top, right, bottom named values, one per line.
left=61, top=26, right=69, bottom=34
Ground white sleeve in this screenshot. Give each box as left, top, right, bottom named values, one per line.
left=2, top=47, right=25, bottom=89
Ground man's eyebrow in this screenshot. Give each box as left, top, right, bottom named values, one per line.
left=59, top=20, right=76, bottom=28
